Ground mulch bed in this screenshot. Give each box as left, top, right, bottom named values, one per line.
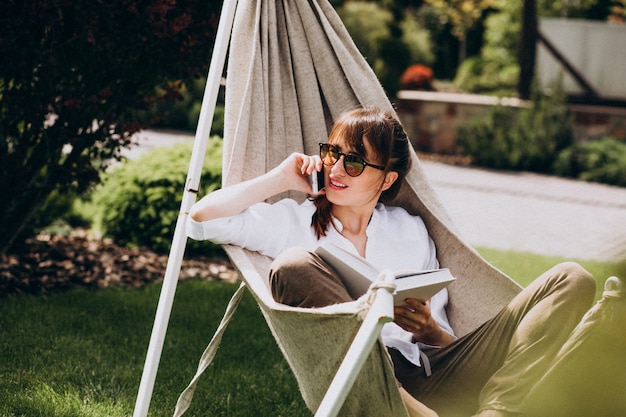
left=0, top=231, right=239, bottom=296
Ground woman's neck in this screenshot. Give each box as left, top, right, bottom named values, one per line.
left=332, top=205, right=374, bottom=257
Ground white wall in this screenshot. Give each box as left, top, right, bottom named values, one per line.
left=537, top=18, right=626, bottom=100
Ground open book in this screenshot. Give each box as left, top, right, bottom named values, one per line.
left=315, top=241, right=455, bottom=305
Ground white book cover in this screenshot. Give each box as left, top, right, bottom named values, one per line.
left=315, top=241, right=455, bottom=305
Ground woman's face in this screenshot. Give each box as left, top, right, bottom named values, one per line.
left=324, top=137, right=396, bottom=210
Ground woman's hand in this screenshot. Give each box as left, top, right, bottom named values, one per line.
left=393, top=298, right=454, bottom=347
left=275, top=152, right=324, bottom=195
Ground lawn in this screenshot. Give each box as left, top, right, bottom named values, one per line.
left=0, top=280, right=309, bottom=417
left=1, top=248, right=624, bottom=417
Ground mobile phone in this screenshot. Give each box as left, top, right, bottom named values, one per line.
left=309, top=170, right=325, bottom=195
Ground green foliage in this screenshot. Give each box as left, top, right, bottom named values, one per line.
left=538, top=0, right=606, bottom=18
left=457, top=105, right=519, bottom=170
left=338, top=2, right=393, bottom=63
left=458, top=84, right=573, bottom=172
left=400, top=11, right=436, bottom=65
left=338, top=1, right=434, bottom=96
left=454, top=56, right=519, bottom=95
left=91, top=140, right=223, bottom=256
left=454, top=0, right=520, bottom=94
left=377, top=37, right=413, bottom=96
left=454, top=0, right=618, bottom=94
left=0, top=0, right=221, bottom=255
left=553, top=137, right=626, bottom=187
left=7, top=188, right=94, bottom=253
left=428, top=0, right=493, bottom=42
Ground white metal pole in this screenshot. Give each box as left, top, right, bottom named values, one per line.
left=132, top=1, right=239, bottom=416
left=314, top=273, right=396, bottom=417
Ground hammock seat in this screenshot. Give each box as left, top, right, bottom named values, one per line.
left=139, top=0, right=523, bottom=416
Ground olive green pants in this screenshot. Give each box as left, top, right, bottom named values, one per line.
left=270, top=247, right=598, bottom=416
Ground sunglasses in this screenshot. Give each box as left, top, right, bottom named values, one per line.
left=319, top=143, right=385, bottom=177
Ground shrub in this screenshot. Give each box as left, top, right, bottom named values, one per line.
left=453, top=1, right=520, bottom=96
left=91, top=139, right=224, bottom=256
left=553, top=137, right=626, bottom=187
left=457, top=105, right=520, bottom=170
left=454, top=55, right=519, bottom=96
left=458, top=83, right=573, bottom=172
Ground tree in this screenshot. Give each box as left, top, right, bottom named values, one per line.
left=0, top=0, right=220, bottom=255
left=428, top=0, right=494, bottom=63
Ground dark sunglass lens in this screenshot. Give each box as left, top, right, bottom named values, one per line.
left=320, top=144, right=332, bottom=164
left=344, top=154, right=364, bottom=176
left=327, top=146, right=340, bottom=164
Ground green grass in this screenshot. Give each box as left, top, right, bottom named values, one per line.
left=476, top=247, right=626, bottom=299
left=0, top=280, right=309, bottom=417
left=1, top=249, right=624, bottom=417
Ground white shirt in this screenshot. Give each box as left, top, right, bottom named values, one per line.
left=187, top=198, right=455, bottom=367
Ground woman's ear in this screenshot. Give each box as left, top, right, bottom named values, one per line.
left=381, top=171, right=399, bottom=191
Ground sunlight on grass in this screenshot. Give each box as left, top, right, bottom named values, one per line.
left=476, top=247, right=626, bottom=298
left=9, top=382, right=128, bottom=417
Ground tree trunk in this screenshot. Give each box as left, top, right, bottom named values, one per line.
left=518, top=0, right=537, bottom=100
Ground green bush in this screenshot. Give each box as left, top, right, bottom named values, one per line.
left=453, top=0, right=521, bottom=96
left=553, top=137, right=626, bottom=187
left=458, top=84, right=573, bottom=172
left=454, top=56, right=519, bottom=96
left=91, top=139, right=224, bottom=256
left=457, top=105, right=519, bottom=170
left=338, top=1, right=434, bottom=96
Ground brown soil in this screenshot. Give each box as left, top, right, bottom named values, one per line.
left=0, top=230, right=238, bottom=296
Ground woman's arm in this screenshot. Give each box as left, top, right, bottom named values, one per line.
left=189, top=152, right=322, bottom=222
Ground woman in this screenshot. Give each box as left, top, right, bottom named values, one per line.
left=187, top=108, right=596, bottom=417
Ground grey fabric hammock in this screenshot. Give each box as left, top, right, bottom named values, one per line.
left=133, top=0, right=522, bottom=416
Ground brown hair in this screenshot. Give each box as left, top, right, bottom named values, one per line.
left=311, top=108, right=412, bottom=238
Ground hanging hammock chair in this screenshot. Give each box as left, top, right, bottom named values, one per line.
left=133, top=0, right=522, bottom=416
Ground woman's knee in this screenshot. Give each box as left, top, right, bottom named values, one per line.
left=269, top=247, right=352, bottom=307
left=269, top=247, right=315, bottom=300
left=553, top=261, right=596, bottom=302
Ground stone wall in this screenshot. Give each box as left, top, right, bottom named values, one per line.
left=395, top=90, right=626, bottom=154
